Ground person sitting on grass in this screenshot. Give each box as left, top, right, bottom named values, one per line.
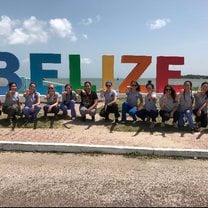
left=2, top=82, right=21, bottom=122
left=99, top=81, right=120, bottom=123
left=43, top=84, right=60, bottom=118
left=193, top=81, right=208, bottom=130
left=136, top=80, right=158, bottom=129
left=77, top=81, right=98, bottom=121
left=177, top=80, right=197, bottom=132
left=60, top=84, right=78, bottom=120
left=159, top=84, right=179, bottom=128
left=22, top=82, right=41, bottom=120
left=120, top=80, right=143, bottom=124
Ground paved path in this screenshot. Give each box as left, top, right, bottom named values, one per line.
left=0, top=118, right=208, bottom=150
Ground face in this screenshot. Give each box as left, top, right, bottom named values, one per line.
left=10, top=83, right=17, bottom=91
left=29, top=84, right=36, bottom=92
left=106, top=83, right=112, bottom=89
left=65, top=85, right=72, bottom=92
left=131, top=82, right=137, bottom=89
left=146, top=85, right=153, bottom=93
left=201, top=83, right=208, bottom=92
left=184, top=82, right=191, bottom=91
left=85, top=83, right=91, bottom=90
left=48, top=85, right=55, bottom=91
left=165, top=87, right=172, bottom=94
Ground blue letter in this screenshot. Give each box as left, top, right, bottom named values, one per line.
left=30, top=53, right=61, bottom=94
left=0, top=52, right=22, bottom=94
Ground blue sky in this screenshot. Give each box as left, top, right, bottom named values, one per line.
left=0, top=0, right=208, bottom=79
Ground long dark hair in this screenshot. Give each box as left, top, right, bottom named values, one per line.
left=183, top=80, right=193, bottom=102
left=130, top=80, right=140, bottom=92
left=163, top=84, right=176, bottom=101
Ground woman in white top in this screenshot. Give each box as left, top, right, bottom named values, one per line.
left=99, top=81, right=120, bottom=123
left=159, top=84, right=179, bottom=128
left=121, top=80, right=143, bottom=124
left=43, top=84, right=60, bottom=118
left=193, top=81, right=208, bottom=129
left=22, top=82, right=41, bottom=120
left=60, top=84, right=77, bottom=120
left=2, top=82, right=21, bottom=120
left=136, top=80, right=158, bottom=128
left=178, top=80, right=196, bottom=132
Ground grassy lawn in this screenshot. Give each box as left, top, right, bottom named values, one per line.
left=0, top=98, right=207, bottom=135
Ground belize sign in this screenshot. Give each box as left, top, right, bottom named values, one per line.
left=0, top=52, right=184, bottom=94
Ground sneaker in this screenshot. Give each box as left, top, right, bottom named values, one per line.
left=149, top=122, right=155, bottom=129
left=191, top=127, right=199, bottom=133
left=120, top=120, right=126, bottom=124
left=105, top=116, right=110, bottom=121
left=146, top=117, right=151, bottom=122
left=173, top=122, right=178, bottom=128
left=71, top=117, right=76, bottom=121
left=132, top=117, right=137, bottom=124
left=160, top=122, right=165, bottom=127
left=81, top=115, right=86, bottom=121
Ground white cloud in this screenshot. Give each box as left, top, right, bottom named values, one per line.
left=81, top=58, right=92, bottom=64
left=148, top=18, right=171, bottom=30
left=8, top=16, right=48, bottom=44
left=82, top=34, right=88, bottom=39
left=80, top=18, right=93, bottom=26
left=49, top=18, right=76, bottom=41
left=95, top=15, right=101, bottom=22
left=0, top=16, right=14, bottom=36
left=0, top=15, right=77, bottom=45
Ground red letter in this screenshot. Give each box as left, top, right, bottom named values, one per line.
left=156, top=56, right=184, bottom=93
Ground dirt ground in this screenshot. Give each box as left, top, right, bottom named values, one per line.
left=0, top=102, right=208, bottom=149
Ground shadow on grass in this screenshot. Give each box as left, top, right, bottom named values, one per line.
left=0, top=114, right=62, bottom=129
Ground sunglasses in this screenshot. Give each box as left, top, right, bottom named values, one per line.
left=48, top=87, right=54, bottom=89
left=165, top=88, right=171, bottom=91
left=106, top=85, right=111, bottom=87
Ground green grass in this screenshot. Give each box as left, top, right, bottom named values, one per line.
left=0, top=98, right=207, bottom=135
left=0, top=112, right=62, bottom=129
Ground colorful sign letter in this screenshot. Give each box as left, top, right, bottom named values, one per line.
left=0, top=52, right=22, bottom=94
left=156, top=56, right=184, bottom=92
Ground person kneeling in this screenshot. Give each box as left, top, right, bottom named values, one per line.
left=99, top=81, right=120, bottom=123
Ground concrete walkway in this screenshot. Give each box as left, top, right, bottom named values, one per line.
left=0, top=117, right=208, bottom=158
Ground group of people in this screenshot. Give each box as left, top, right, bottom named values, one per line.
left=0, top=81, right=99, bottom=123
left=119, top=80, right=208, bottom=132
left=0, top=80, right=208, bottom=132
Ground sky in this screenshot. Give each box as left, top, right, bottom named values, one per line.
left=0, top=0, right=208, bottom=79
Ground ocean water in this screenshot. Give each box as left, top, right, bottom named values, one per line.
left=14, top=77, right=207, bottom=93
left=44, top=77, right=207, bottom=91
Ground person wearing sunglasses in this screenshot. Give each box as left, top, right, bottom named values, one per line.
left=136, top=80, right=158, bottom=128
left=43, top=84, right=60, bottom=118
left=193, top=82, right=208, bottom=130
left=121, top=80, right=143, bottom=124
left=177, top=80, right=197, bottom=132
left=60, top=84, right=78, bottom=120
left=78, top=81, right=98, bottom=121
left=159, top=84, right=179, bottom=128
left=99, top=81, right=120, bottom=123
left=2, top=82, right=21, bottom=122
left=22, top=82, right=41, bottom=120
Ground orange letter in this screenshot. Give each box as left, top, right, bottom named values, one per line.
left=156, top=56, right=184, bottom=93
left=119, top=56, right=152, bottom=93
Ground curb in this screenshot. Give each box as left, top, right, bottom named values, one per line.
left=1, top=141, right=208, bottom=158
